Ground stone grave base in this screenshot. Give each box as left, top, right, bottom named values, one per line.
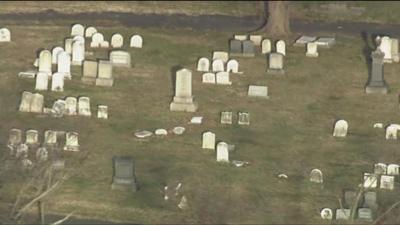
left=306, top=53, right=319, bottom=57
left=170, top=101, right=198, bottom=112
left=81, top=77, right=96, bottom=85
left=71, top=61, right=83, bottom=66
left=267, top=68, right=285, bottom=75
left=365, top=84, right=388, bottom=94
left=95, top=78, right=114, bottom=87
left=63, top=146, right=79, bottom=152
left=111, top=178, right=138, bottom=192
left=111, top=62, right=131, bottom=68
left=242, top=53, right=255, bottom=57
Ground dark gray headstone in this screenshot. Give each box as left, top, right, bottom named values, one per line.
left=229, top=39, right=242, bottom=55
left=242, top=40, right=255, bottom=57
left=111, top=156, right=138, bottom=191
left=365, top=49, right=388, bottom=94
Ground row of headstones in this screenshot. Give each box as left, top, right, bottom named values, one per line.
left=70, top=24, right=143, bottom=48
left=202, top=72, right=231, bottom=85
left=321, top=206, right=374, bottom=221
left=230, top=36, right=286, bottom=57
left=82, top=60, right=114, bottom=86
left=333, top=119, right=400, bottom=139
left=19, top=92, right=107, bottom=118
left=0, top=27, right=11, bottom=42
left=197, top=57, right=239, bottom=73
left=220, top=111, right=250, bottom=125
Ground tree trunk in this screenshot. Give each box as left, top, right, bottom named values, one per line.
left=263, top=1, right=291, bottom=38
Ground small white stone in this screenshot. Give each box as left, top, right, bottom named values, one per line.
left=134, top=130, right=153, bottom=138
left=155, top=129, right=168, bottom=136
left=190, top=116, right=202, bottom=124
left=278, top=174, right=288, bottom=179
left=172, top=126, right=185, bottom=135
left=373, top=123, right=383, bottom=128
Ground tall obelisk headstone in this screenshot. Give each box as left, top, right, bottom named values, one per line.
left=365, top=49, right=388, bottom=94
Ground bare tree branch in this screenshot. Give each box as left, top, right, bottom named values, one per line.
left=50, top=211, right=74, bottom=225
left=373, top=200, right=400, bottom=224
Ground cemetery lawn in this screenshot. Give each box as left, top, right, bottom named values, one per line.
left=1, top=23, right=400, bottom=224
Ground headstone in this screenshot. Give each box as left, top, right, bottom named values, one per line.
left=97, top=105, right=108, bottom=119
left=82, top=60, right=98, bottom=84
left=386, top=124, right=398, bottom=140
left=72, top=40, right=85, bottom=65
left=261, top=39, right=271, bottom=54
left=64, top=38, right=73, bottom=54
left=71, top=24, right=84, bottom=36
left=0, top=28, right=11, bottom=42
left=226, top=59, right=239, bottom=73
left=387, top=164, right=399, bottom=175
left=100, top=40, right=109, bottom=48
left=276, top=40, right=286, bottom=56
left=135, top=130, right=153, bottom=138
left=379, top=36, right=392, bottom=63
left=309, top=168, right=323, bottom=183
left=212, top=51, right=229, bottom=63
left=229, top=39, right=242, bottom=55
left=38, top=50, right=52, bottom=76
left=202, top=131, right=216, bottom=150
left=216, top=142, right=229, bottom=162
left=190, top=116, right=202, bottom=124
left=65, top=97, right=77, bottom=116
left=78, top=97, right=91, bottom=117
left=51, top=47, right=64, bottom=64
left=85, top=26, right=97, bottom=38
left=16, top=144, right=28, bottom=158
left=373, top=123, right=383, bottom=128
left=238, top=112, right=250, bottom=125
left=21, top=158, right=33, bottom=169
left=96, top=60, right=114, bottom=87
left=216, top=71, right=231, bottom=85
left=155, top=129, right=168, bottom=136
left=18, top=71, right=36, bottom=79
left=64, top=132, right=79, bottom=151
left=30, top=93, right=44, bottom=113
left=172, top=126, right=185, bottom=135
left=380, top=175, right=395, bottom=190
left=111, top=33, right=124, bottom=48
left=169, top=68, right=198, bottom=112
left=197, top=57, right=210, bottom=72
left=73, top=35, right=85, bottom=44
left=333, top=119, right=348, bottom=137
left=366, top=49, right=388, bottom=94
left=336, top=209, right=351, bottom=220
left=374, top=163, right=387, bottom=175
left=130, top=35, right=143, bottom=48
left=363, top=173, right=378, bottom=189
left=178, top=196, right=188, bottom=210
left=242, top=40, right=255, bottom=57
left=212, top=59, right=224, bottom=72
left=391, top=38, right=399, bottom=62
left=57, top=51, right=71, bottom=79
left=234, top=34, right=247, bottom=41
left=36, top=147, right=48, bottom=162
left=8, top=128, right=22, bottom=146
left=35, top=72, right=49, bottom=91
left=294, top=35, right=316, bottom=47
left=111, top=156, right=138, bottom=191
left=52, top=99, right=66, bottom=117
left=91, top=32, right=104, bottom=48
left=202, top=72, right=216, bottom=84
left=267, top=53, right=285, bottom=75
left=51, top=72, right=64, bottom=92
left=315, top=37, right=336, bottom=48
left=44, top=130, right=57, bottom=146
left=220, top=111, right=233, bottom=124
left=320, top=208, right=333, bottom=220
left=249, top=35, right=262, bottom=46
left=363, top=191, right=377, bottom=209
left=306, top=42, right=318, bottom=57
left=25, top=129, right=39, bottom=145
left=357, top=208, right=373, bottom=221
left=19, top=91, right=33, bottom=112
left=109, top=50, right=131, bottom=67
left=248, top=85, right=269, bottom=98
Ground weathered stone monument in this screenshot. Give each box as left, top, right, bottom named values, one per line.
left=226, top=59, right=239, bottom=73
left=19, top=91, right=33, bottom=112
left=202, top=72, right=216, bottom=84
left=35, top=72, right=49, bottom=91
left=197, top=57, right=210, bottom=72
left=52, top=46, right=64, bottom=64
left=57, top=51, right=71, bottom=79
left=30, top=93, right=44, bottom=113
left=267, top=53, right=285, bottom=75
left=336, top=209, right=351, bottom=220
left=109, top=50, right=131, bottom=67
left=64, top=132, right=79, bottom=151
left=52, top=99, right=66, bottom=117
left=365, top=49, right=388, bottom=94
left=249, top=35, right=262, bottom=46
left=213, top=51, right=229, bottom=63
left=71, top=24, right=84, bottom=36
left=25, top=129, right=39, bottom=145
left=0, top=28, right=11, bottom=42
left=38, top=50, right=52, bottom=76
left=216, top=142, right=229, bottom=162
left=91, top=32, right=104, bottom=48
left=310, top=168, right=323, bottom=183
left=82, top=60, right=98, bottom=84
left=169, top=68, right=198, bottom=112
left=65, top=97, right=77, bottom=116
left=36, top=147, right=48, bottom=162
left=96, top=60, right=114, bottom=87
left=320, top=208, right=333, bottom=220
left=97, top=105, right=108, bottom=119
left=216, top=72, right=231, bottom=85
left=130, top=35, right=143, bottom=48
left=111, top=33, right=124, bottom=48
left=85, top=26, right=97, bottom=37
left=234, top=34, right=247, bottom=41
left=229, top=39, right=242, bottom=56
left=387, top=164, right=399, bottom=175
left=220, top=111, right=233, bottom=124
left=248, top=85, right=269, bottom=98
left=202, top=131, right=216, bottom=150
left=78, top=97, right=91, bottom=117
left=242, top=40, right=255, bottom=57
left=51, top=72, right=64, bottom=92
left=333, top=119, right=348, bottom=137
left=391, top=38, right=399, bottom=62
left=374, top=163, right=387, bottom=174
left=111, top=156, right=138, bottom=191
left=363, top=173, right=378, bottom=188
left=379, top=36, right=392, bottom=63
left=44, top=130, right=57, bottom=146
left=276, top=40, right=286, bottom=56
left=8, top=128, right=22, bottom=146
left=386, top=124, right=398, bottom=139
left=261, top=39, right=271, bottom=54
left=72, top=40, right=85, bottom=65
left=306, top=42, right=318, bottom=57
left=238, top=112, right=250, bottom=125
left=212, top=59, right=224, bottom=72
left=380, top=175, right=394, bottom=190
left=64, top=38, right=73, bottom=55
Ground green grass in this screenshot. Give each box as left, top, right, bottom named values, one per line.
left=1, top=21, right=400, bottom=224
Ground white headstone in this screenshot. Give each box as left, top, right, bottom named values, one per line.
left=97, top=105, right=108, bottom=119
left=8, top=128, right=22, bottom=146
left=363, top=173, right=378, bottom=188
left=169, top=68, right=198, bottom=112
left=386, top=124, right=398, bottom=140
left=261, top=39, right=271, bottom=54
left=220, top=111, right=233, bottom=124
left=374, top=163, right=387, bottom=175
left=197, top=57, right=210, bottom=72
left=268, top=53, right=284, bottom=71
left=379, top=36, right=392, bottom=63
left=202, top=131, right=216, bottom=150
left=357, top=208, right=373, bottom=221
left=226, top=59, right=239, bottom=73
left=202, top=72, right=216, bottom=84
left=85, top=26, right=97, bottom=38
left=52, top=99, right=66, bottom=117
left=212, top=51, right=229, bottom=63
left=64, top=132, right=79, bottom=151
left=248, top=85, right=268, bottom=98
left=51, top=72, right=64, bottom=92
left=276, top=40, right=286, bottom=56
left=306, top=42, right=318, bottom=57
left=36, top=147, right=48, bottom=162
left=380, top=175, right=395, bottom=190
left=234, top=34, right=247, bottom=41
left=387, top=164, right=400, bottom=175
left=130, top=35, right=143, bottom=48
left=35, top=72, right=49, bottom=91
left=30, top=93, right=44, bottom=113
left=391, top=38, right=399, bottom=62
left=71, top=24, right=85, bottom=36
left=38, top=50, right=52, bottom=75
left=212, top=59, right=224, bottom=72
left=216, top=71, right=231, bottom=85
left=19, top=91, right=33, bottom=112
left=57, top=51, right=71, bottom=79
left=0, top=28, right=11, bottom=42
left=73, top=35, right=85, bottom=44
left=16, top=144, right=28, bottom=158
left=320, top=208, right=333, bottom=220
left=51, top=46, right=64, bottom=64
left=109, top=50, right=131, bottom=67
left=333, top=120, right=348, bottom=137
left=72, top=40, right=85, bottom=65
left=216, top=142, right=229, bottom=162
left=78, top=96, right=91, bottom=117
left=310, top=169, right=323, bottom=183
left=249, top=35, right=263, bottom=46
left=91, top=32, right=104, bottom=48
left=44, top=130, right=57, bottom=145
left=238, top=112, right=250, bottom=125
left=65, top=97, right=77, bottom=116
left=111, top=33, right=124, bottom=48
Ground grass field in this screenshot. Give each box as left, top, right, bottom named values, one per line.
left=0, top=19, right=400, bottom=224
